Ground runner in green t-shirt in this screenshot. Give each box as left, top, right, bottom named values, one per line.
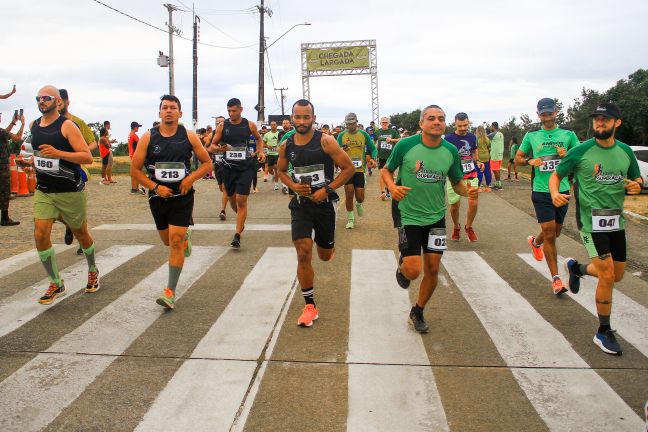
left=381, top=104, right=477, bottom=333
left=506, top=136, right=519, bottom=181
left=515, top=97, right=580, bottom=295
left=337, top=113, right=377, bottom=229
left=374, top=116, right=401, bottom=200
left=549, top=103, right=642, bottom=356
left=263, top=121, right=280, bottom=190
left=488, top=123, right=505, bottom=190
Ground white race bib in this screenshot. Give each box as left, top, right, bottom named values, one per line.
left=214, top=154, right=223, bottom=162
left=381, top=142, right=392, bottom=150
left=461, top=161, right=475, bottom=173
left=154, top=162, right=186, bottom=182
left=226, top=147, right=247, bottom=161
left=34, top=154, right=60, bottom=173
left=592, top=208, right=621, bottom=232
left=352, top=159, right=363, bottom=168
left=540, top=159, right=560, bottom=173
left=293, top=164, right=326, bottom=187
left=427, top=228, right=447, bottom=251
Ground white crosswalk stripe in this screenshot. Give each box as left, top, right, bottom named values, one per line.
left=443, top=251, right=643, bottom=431
left=519, top=253, right=648, bottom=358
left=0, top=245, right=152, bottom=338
left=136, top=247, right=297, bottom=431
left=347, top=249, right=449, bottom=432
left=0, top=246, right=645, bottom=431
left=0, top=246, right=227, bottom=432
left=0, top=244, right=74, bottom=278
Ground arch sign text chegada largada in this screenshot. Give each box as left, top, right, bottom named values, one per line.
left=306, top=46, right=370, bottom=72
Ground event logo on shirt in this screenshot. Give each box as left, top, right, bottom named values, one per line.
left=536, top=141, right=565, bottom=152
left=592, top=163, right=624, bottom=185
left=414, top=160, right=444, bottom=183
left=459, top=140, right=472, bottom=158
left=152, top=145, right=161, bottom=154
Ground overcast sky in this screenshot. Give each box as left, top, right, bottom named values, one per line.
left=1, top=0, right=647, bottom=141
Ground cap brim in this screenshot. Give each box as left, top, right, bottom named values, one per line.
left=589, top=113, right=615, bottom=118
left=537, top=108, right=555, bottom=114
left=345, top=121, right=357, bottom=125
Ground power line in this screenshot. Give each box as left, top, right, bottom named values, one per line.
left=175, top=0, right=249, bottom=46
left=90, top=0, right=256, bottom=50
left=264, top=41, right=282, bottom=112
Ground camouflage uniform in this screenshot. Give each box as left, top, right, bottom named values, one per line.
left=0, top=129, right=10, bottom=212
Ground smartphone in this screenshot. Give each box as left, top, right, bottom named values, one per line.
left=14, top=109, right=18, bottom=119
left=300, top=175, right=312, bottom=185
left=19, top=108, right=23, bottom=117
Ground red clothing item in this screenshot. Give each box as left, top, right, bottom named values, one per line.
left=128, top=132, right=139, bottom=158
left=99, top=137, right=110, bottom=158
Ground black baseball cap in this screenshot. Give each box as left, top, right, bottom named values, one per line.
left=130, top=121, right=142, bottom=128
left=537, top=98, right=556, bottom=114
left=59, top=89, right=69, bottom=100
left=589, top=102, right=621, bottom=119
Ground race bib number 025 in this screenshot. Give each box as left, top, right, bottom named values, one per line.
left=427, top=228, right=447, bottom=251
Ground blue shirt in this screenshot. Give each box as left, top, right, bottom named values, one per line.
left=444, top=132, right=478, bottom=178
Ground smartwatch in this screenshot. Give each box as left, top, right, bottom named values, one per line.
left=324, top=184, right=334, bottom=195
left=152, top=184, right=159, bottom=194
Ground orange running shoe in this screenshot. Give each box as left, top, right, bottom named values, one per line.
left=465, top=226, right=478, bottom=242
left=552, top=278, right=568, bottom=296
left=297, top=304, right=319, bottom=327
left=527, top=235, right=544, bottom=261
left=451, top=227, right=460, bottom=241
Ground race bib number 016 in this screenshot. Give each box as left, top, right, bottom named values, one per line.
left=154, top=162, right=186, bottom=182
left=226, top=147, right=247, bottom=161
left=591, top=208, right=622, bottom=232
left=293, top=164, right=326, bottom=187
left=427, top=228, right=447, bottom=251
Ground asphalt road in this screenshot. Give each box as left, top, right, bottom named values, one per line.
left=0, top=172, right=646, bottom=432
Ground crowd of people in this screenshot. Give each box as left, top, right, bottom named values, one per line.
left=0, top=84, right=643, bottom=355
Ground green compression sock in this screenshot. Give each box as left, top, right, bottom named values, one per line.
left=38, top=247, right=61, bottom=286
left=82, top=243, right=98, bottom=272
left=168, top=265, right=183, bottom=293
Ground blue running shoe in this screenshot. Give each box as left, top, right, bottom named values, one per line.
left=563, top=257, right=581, bottom=294
left=593, top=329, right=623, bottom=355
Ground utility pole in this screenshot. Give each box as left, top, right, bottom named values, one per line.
left=256, top=1, right=272, bottom=123
left=164, top=3, right=180, bottom=95
left=274, top=87, right=288, bottom=115
left=193, top=11, right=200, bottom=130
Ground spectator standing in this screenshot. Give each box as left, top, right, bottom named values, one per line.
left=98, top=127, right=112, bottom=185
left=489, top=121, right=505, bottom=189
left=476, top=126, right=492, bottom=191
left=0, top=111, right=25, bottom=225
left=128, top=121, right=145, bottom=194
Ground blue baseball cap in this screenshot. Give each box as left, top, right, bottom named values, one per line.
left=537, top=98, right=556, bottom=114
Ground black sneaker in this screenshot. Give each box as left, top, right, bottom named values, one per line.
left=0, top=218, right=20, bottom=226
left=563, top=257, right=582, bottom=294
left=76, top=247, right=83, bottom=255
left=409, top=308, right=429, bottom=333
left=395, top=254, right=410, bottom=289
left=39, top=281, right=66, bottom=305
left=593, top=329, right=622, bottom=355
left=64, top=226, right=74, bottom=245
left=219, top=210, right=226, bottom=221
left=231, top=233, right=241, bottom=249
left=130, top=188, right=139, bottom=194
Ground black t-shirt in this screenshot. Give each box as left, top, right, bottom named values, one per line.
left=145, top=125, right=193, bottom=195
left=285, top=130, right=337, bottom=204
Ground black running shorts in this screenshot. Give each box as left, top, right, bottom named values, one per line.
left=289, top=198, right=337, bottom=249
left=148, top=190, right=194, bottom=231
left=532, top=191, right=568, bottom=224
left=581, top=230, right=627, bottom=262
left=398, top=218, right=446, bottom=257
left=378, top=158, right=389, bottom=169
left=345, top=172, right=366, bottom=188
left=266, top=155, right=279, bottom=167
left=222, top=165, right=254, bottom=196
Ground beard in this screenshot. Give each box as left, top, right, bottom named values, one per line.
left=594, top=126, right=615, bottom=140
left=38, top=103, right=57, bottom=114
left=295, top=123, right=312, bottom=134
left=58, top=106, right=68, bottom=115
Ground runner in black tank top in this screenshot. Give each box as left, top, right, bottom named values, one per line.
left=130, top=95, right=213, bottom=310
left=206, top=98, right=265, bottom=249
left=29, top=85, right=98, bottom=305
left=277, top=99, right=355, bottom=328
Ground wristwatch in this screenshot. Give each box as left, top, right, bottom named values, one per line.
left=324, top=184, right=334, bottom=194
left=152, top=184, right=159, bottom=195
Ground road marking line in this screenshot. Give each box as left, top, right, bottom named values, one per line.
left=0, top=244, right=74, bottom=278
left=0, top=245, right=152, bottom=339
left=94, top=223, right=290, bottom=231
left=136, top=247, right=297, bottom=431
left=519, top=253, right=648, bottom=358
left=444, top=251, right=642, bottom=431
left=347, top=249, right=449, bottom=432
left=0, top=247, right=227, bottom=432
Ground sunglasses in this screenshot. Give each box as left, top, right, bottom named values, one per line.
left=35, top=95, right=57, bottom=102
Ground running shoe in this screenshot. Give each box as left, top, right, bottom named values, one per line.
left=39, top=281, right=66, bottom=304
left=156, top=288, right=175, bottom=310
left=527, top=235, right=544, bottom=261
left=253, top=187, right=259, bottom=194
left=465, top=225, right=478, bottom=242
left=552, top=277, right=568, bottom=296
left=76, top=247, right=83, bottom=255
left=297, top=304, right=319, bottom=327
left=184, top=229, right=192, bottom=257
left=85, top=271, right=100, bottom=293
left=282, top=185, right=289, bottom=195
left=130, top=188, right=140, bottom=194
left=273, top=183, right=279, bottom=191
left=231, top=233, right=241, bottom=249
left=346, top=219, right=355, bottom=229
left=563, top=257, right=582, bottom=294
left=219, top=210, right=226, bottom=221
left=356, top=202, right=364, bottom=217
left=64, top=226, right=73, bottom=245
left=593, top=329, right=622, bottom=355
left=451, top=227, right=460, bottom=241
left=100, top=179, right=109, bottom=185
left=395, top=254, right=410, bottom=289
left=263, top=177, right=268, bottom=182
left=139, top=187, right=147, bottom=194
left=409, top=308, right=429, bottom=333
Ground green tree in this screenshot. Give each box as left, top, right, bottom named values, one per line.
left=389, top=109, right=421, bottom=133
